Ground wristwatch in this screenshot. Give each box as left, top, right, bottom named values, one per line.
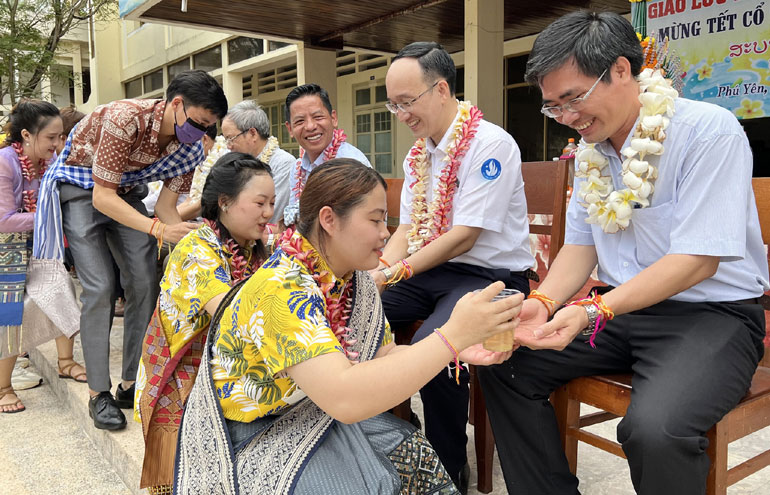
left=380, top=266, right=394, bottom=282
left=581, top=304, right=599, bottom=336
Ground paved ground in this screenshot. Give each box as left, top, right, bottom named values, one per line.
left=2, top=314, right=769, bottom=494
left=0, top=356, right=130, bottom=495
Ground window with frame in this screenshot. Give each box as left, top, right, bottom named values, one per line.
left=168, top=58, right=191, bottom=82
left=264, top=101, right=299, bottom=158
left=125, top=77, right=143, bottom=98
left=354, top=84, right=394, bottom=176
left=193, top=45, right=222, bottom=72
left=228, top=37, right=263, bottom=65
left=505, top=54, right=578, bottom=162
left=143, top=69, right=163, bottom=93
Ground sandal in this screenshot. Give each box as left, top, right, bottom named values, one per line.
left=58, top=356, right=87, bottom=383
left=0, top=385, right=25, bottom=413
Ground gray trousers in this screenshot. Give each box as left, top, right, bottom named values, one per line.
left=59, top=183, right=159, bottom=392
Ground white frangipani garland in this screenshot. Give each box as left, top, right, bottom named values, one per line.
left=190, top=135, right=228, bottom=201
left=575, top=68, right=678, bottom=233
left=258, top=135, right=279, bottom=165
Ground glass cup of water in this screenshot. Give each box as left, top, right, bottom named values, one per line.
left=474, top=288, right=521, bottom=351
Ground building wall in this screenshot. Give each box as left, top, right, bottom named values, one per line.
left=87, top=19, right=544, bottom=177
left=79, top=17, right=770, bottom=177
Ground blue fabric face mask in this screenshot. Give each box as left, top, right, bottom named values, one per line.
left=174, top=101, right=208, bottom=143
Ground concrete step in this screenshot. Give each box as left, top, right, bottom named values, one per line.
left=0, top=355, right=132, bottom=495
left=28, top=326, right=146, bottom=495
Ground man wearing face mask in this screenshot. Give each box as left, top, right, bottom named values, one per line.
left=34, top=70, right=227, bottom=430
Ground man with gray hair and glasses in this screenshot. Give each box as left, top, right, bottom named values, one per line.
left=221, top=100, right=295, bottom=224
left=479, top=11, right=768, bottom=494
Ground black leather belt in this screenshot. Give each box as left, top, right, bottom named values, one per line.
left=726, top=297, right=761, bottom=305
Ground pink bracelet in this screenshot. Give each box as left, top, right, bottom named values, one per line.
left=434, top=327, right=461, bottom=385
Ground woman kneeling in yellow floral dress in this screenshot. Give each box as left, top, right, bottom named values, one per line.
left=174, top=158, right=524, bottom=495
left=135, top=152, right=275, bottom=494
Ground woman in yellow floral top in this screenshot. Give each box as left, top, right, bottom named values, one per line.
left=176, top=159, right=524, bottom=495
left=135, top=152, right=275, bottom=494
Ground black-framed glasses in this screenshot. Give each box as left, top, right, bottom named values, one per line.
left=181, top=101, right=209, bottom=131
left=385, top=81, right=439, bottom=114
left=225, top=129, right=249, bottom=145
left=540, top=69, right=607, bottom=119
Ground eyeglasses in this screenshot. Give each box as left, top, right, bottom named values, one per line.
left=540, top=69, right=607, bottom=119
left=225, top=129, right=248, bottom=145
left=385, top=81, right=439, bottom=114
left=181, top=101, right=209, bottom=131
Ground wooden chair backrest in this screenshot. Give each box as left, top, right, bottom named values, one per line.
left=752, top=178, right=770, bottom=246
left=385, top=178, right=404, bottom=234
left=522, top=160, right=571, bottom=263
left=751, top=178, right=770, bottom=365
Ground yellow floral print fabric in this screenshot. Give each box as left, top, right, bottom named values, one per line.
left=158, top=225, right=234, bottom=356
left=211, top=234, right=392, bottom=423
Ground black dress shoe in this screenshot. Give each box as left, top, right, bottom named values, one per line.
left=114, top=383, right=135, bottom=409
left=450, top=463, right=471, bottom=495
left=89, top=391, right=127, bottom=430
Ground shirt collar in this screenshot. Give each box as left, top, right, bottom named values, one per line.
left=425, top=101, right=462, bottom=155
left=149, top=99, right=166, bottom=146
left=295, top=232, right=350, bottom=291
left=299, top=139, right=340, bottom=170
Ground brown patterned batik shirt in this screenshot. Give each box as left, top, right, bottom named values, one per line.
left=65, top=99, right=193, bottom=193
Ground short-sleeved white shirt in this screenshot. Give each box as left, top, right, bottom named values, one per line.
left=399, top=109, right=534, bottom=272
left=565, top=97, right=769, bottom=302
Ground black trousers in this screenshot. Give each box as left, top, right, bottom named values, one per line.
left=381, top=261, right=530, bottom=477
left=478, top=298, right=766, bottom=495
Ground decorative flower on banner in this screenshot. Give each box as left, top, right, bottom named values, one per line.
left=695, top=63, right=713, bottom=81
left=735, top=98, right=765, bottom=119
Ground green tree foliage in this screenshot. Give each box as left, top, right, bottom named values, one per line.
left=0, top=0, right=114, bottom=105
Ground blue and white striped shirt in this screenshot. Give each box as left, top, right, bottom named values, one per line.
left=283, top=140, right=370, bottom=225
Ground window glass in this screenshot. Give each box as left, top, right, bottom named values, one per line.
left=143, top=69, right=163, bottom=93
left=193, top=45, right=222, bottom=72
left=228, top=37, right=263, bottom=65
left=125, top=78, right=142, bottom=98
left=168, top=58, right=191, bottom=81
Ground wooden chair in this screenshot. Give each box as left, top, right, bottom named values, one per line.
left=552, top=177, right=770, bottom=494
left=384, top=178, right=404, bottom=234
left=468, top=159, right=570, bottom=492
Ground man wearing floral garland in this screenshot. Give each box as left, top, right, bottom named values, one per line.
left=34, top=70, right=227, bottom=431
left=376, top=41, right=534, bottom=493
left=282, top=83, right=370, bottom=226
left=479, top=12, right=768, bottom=494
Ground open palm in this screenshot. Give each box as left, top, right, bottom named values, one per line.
left=458, top=343, right=514, bottom=365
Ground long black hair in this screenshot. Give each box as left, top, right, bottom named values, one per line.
left=2, top=99, right=60, bottom=147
